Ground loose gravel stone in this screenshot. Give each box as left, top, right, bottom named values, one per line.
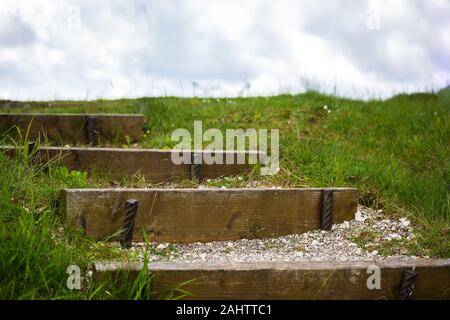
left=399, top=218, right=411, bottom=227
left=126, top=206, right=423, bottom=263
left=156, top=243, right=168, bottom=250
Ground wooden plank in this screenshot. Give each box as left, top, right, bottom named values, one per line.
left=0, top=113, right=145, bottom=144
left=62, top=188, right=358, bottom=243
left=0, top=146, right=261, bottom=181
left=94, top=259, right=450, bottom=300
left=0, top=100, right=20, bottom=108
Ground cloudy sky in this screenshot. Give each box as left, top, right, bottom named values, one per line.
left=0, top=0, right=449, bottom=100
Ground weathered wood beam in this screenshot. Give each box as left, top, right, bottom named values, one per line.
left=0, top=146, right=261, bottom=181
left=0, top=113, right=145, bottom=144
left=62, top=188, right=358, bottom=243
left=94, top=259, right=450, bottom=300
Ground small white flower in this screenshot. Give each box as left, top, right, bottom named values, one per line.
left=328, top=110, right=331, bottom=113
left=323, top=105, right=328, bottom=110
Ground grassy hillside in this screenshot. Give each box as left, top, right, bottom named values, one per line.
left=0, top=90, right=448, bottom=299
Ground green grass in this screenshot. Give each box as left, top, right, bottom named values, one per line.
left=0, top=89, right=449, bottom=298
left=0, top=138, right=191, bottom=299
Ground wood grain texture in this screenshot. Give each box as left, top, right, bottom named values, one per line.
left=62, top=188, right=358, bottom=243
left=0, top=146, right=260, bottom=181
left=94, top=259, right=450, bottom=300
left=0, top=113, right=145, bottom=144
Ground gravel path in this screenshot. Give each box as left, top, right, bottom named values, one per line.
left=126, top=206, right=425, bottom=263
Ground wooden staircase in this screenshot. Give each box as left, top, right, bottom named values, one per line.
left=2, top=112, right=448, bottom=300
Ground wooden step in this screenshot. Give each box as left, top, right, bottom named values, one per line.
left=1, top=146, right=261, bottom=181
left=0, top=113, right=145, bottom=144
left=94, top=259, right=450, bottom=300
left=61, top=188, right=358, bottom=243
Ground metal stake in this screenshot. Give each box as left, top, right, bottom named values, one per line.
left=398, top=269, right=417, bottom=300
left=320, top=189, right=333, bottom=231
left=120, top=199, right=139, bottom=248
left=85, top=116, right=97, bottom=145
left=190, top=152, right=201, bottom=181
left=28, top=141, right=36, bottom=155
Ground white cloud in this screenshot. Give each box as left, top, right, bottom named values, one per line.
left=0, top=0, right=448, bottom=100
